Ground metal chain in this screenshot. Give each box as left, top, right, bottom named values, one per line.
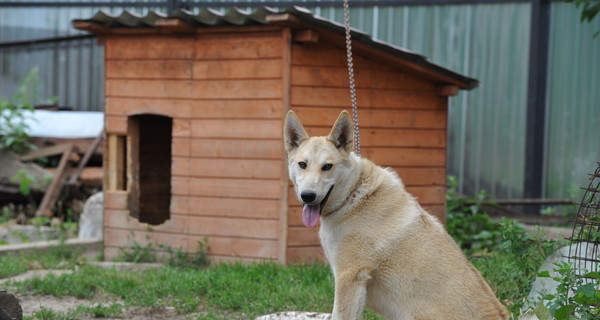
left=343, top=0, right=360, bottom=156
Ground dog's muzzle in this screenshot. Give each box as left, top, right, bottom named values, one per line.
left=301, top=185, right=334, bottom=227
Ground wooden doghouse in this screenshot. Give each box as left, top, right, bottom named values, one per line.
left=74, top=7, right=477, bottom=264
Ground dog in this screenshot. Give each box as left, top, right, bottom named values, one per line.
left=284, top=110, right=509, bottom=320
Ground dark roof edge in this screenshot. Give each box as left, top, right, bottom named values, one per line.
left=73, top=6, right=478, bottom=90
left=278, top=7, right=478, bottom=90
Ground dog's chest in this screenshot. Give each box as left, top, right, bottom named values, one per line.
left=318, top=220, right=347, bottom=266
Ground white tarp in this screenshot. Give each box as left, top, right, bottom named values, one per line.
left=1, top=110, right=104, bottom=139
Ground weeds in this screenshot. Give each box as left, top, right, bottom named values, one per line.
left=446, top=177, right=562, bottom=318
left=467, top=219, right=560, bottom=317
left=533, top=262, right=600, bottom=319
left=25, top=303, right=124, bottom=320
left=446, top=176, right=502, bottom=253
left=116, top=242, right=157, bottom=263
left=0, top=67, right=55, bottom=154
left=117, top=237, right=210, bottom=268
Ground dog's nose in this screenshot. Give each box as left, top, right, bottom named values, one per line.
left=301, top=191, right=317, bottom=203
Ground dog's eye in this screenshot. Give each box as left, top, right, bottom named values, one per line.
left=322, top=164, right=333, bottom=171
left=298, top=161, right=307, bottom=169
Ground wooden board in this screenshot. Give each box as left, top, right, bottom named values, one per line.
left=104, top=227, right=191, bottom=252
left=360, top=147, right=446, bottom=167
left=106, top=97, right=193, bottom=118
left=171, top=196, right=281, bottom=220
left=291, top=66, right=435, bottom=91
left=190, top=119, right=282, bottom=139
left=287, top=226, right=321, bottom=246
left=186, top=216, right=279, bottom=239
left=106, top=60, right=193, bottom=80
left=291, top=86, right=445, bottom=109
left=183, top=158, right=282, bottom=179
left=106, top=36, right=195, bottom=59
left=104, top=209, right=188, bottom=234
left=193, top=59, right=282, bottom=80
left=286, top=246, right=325, bottom=264
left=106, top=79, right=282, bottom=100
left=104, top=190, right=129, bottom=210
left=190, top=139, right=282, bottom=159
left=292, top=107, right=446, bottom=129
left=189, top=100, right=283, bottom=119
left=107, top=134, right=126, bottom=190
left=173, top=176, right=281, bottom=200
left=35, top=144, right=75, bottom=217
left=187, top=235, right=278, bottom=259
left=193, top=35, right=283, bottom=60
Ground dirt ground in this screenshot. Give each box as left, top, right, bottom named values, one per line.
left=14, top=292, right=211, bottom=319
left=17, top=293, right=203, bottom=319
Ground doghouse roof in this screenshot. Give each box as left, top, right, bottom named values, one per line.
left=73, top=6, right=478, bottom=90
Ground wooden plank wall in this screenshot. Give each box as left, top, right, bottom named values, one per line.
left=103, top=30, right=287, bottom=263
left=286, top=42, right=448, bottom=264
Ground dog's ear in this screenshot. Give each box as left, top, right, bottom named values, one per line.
left=327, top=111, right=354, bottom=154
left=284, top=110, right=309, bottom=153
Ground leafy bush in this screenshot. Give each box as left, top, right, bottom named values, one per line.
left=446, top=176, right=503, bottom=252
left=446, top=177, right=562, bottom=318
left=0, top=67, right=54, bottom=154
left=10, top=169, right=36, bottom=196
left=534, top=262, right=600, bottom=320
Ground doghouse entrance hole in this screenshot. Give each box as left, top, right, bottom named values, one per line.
left=128, top=114, right=172, bottom=225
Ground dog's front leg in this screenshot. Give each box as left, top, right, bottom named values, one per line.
left=332, top=268, right=371, bottom=320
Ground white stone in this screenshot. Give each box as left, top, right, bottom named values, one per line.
left=78, top=192, right=104, bottom=239
left=255, top=312, right=332, bottom=320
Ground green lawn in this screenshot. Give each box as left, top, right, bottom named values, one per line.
left=1, top=237, right=556, bottom=320
left=0, top=204, right=562, bottom=320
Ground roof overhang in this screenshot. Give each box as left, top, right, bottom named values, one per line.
left=73, top=6, right=478, bottom=90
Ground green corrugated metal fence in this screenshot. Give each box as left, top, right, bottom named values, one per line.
left=1, top=1, right=599, bottom=205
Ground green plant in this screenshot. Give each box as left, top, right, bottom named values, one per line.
left=567, top=0, right=600, bottom=37
left=159, top=239, right=210, bottom=269
left=29, top=216, right=50, bottom=227
left=0, top=206, right=12, bottom=224
left=116, top=242, right=158, bottom=263
left=23, top=303, right=124, bottom=320
left=9, top=230, right=30, bottom=243
left=0, top=250, right=84, bottom=279
left=117, top=236, right=210, bottom=267
left=446, top=176, right=502, bottom=253
left=470, top=219, right=561, bottom=318
left=534, top=262, right=600, bottom=319
left=0, top=67, right=54, bottom=154
left=10, top=169, right=37, bottom=196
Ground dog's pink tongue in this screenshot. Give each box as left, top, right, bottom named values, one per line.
left=302, top=204, right=321, bottom=227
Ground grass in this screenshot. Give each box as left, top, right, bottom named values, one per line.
left=2, top=241, right=555, bottom=320
left=1, top=206, right=560, bottom=319
left=0, top=248, right=85, bottom=279
left=4, top=258, right=337, bottom=319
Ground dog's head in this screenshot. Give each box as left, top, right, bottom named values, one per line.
left=284, top=110, right=355, bottom=227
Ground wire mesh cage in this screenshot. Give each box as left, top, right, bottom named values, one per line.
left=567, top=162, right=600, bottom=282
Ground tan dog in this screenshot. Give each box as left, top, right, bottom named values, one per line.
left=284, top=110, right=509, bottom=320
